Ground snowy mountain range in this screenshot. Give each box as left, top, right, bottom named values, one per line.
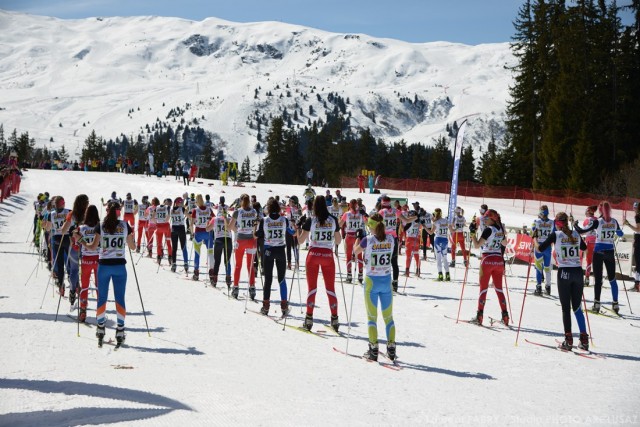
left=0, top=10, right=515, bottom=162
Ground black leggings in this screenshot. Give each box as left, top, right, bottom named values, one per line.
left=171, top=226, right=187, bottom=264
left=263, top=246, right=287, bottom=302
left=392, top=236, right=399, bottom=281
left=286, top=233, right=299, bottom=266
left=557, top=267, right=584, bottom=333
left=421, top=229, right=434, bottom=258
left=213, top=237, right=233, bottom=276
left=593, top=250, right=615, bottom=301
left=634, top=235, right=640, bottom=277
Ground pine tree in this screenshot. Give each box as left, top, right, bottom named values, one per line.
left=263, top=117, right=287, bottom=183
left=459, top=145, right=475, bottom=182
left=239, top=156, right=252, bottom=182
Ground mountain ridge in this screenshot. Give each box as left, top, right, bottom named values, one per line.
left=0, top=10, right=515, bottom=162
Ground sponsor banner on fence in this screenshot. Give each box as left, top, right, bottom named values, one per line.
left=506, top=233, right=533, bottom=264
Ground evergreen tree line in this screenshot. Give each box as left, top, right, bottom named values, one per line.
left=257, top=111, right=476, bottom=186
left=493, top=0, right=640, bottom=196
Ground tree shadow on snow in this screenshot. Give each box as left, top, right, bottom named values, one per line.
left=0, top=378, right=192, bottom=426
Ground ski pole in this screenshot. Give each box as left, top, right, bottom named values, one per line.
left=54, top=242, right=73, bottom=322
left=283, top=266, right=295, bottom=331
left=503, top=269, right=513, bottom=320
left=40, top=236, right=63, bottom=309
left=515, top=244, right=534, bottom=346
left=581, top=291, right=594, bottom=348
left=345, top=264, right=358, bottom=355
left=244, top=248, right=257, bottom=314
left=129, top=247, right=151, bottom=337
left=23, top=261, right=39, bottom=286
left=614, top=241, right=633, bottom=314
left=335, top=244, right=349, bottom=321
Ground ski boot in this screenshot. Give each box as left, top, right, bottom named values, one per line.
left=470, top=310, right=483, bottom=325
left=135, top=246, right=140, bottom=253
left=364, top=342, right=379, bottom=361
left=445, top=272, right=451, bottom=282
left=147, top=248, right=152, bottom=258
left=545, top=284, right=551, bottom=296
left=303, top=314, right=313, bottom=331
left=281, top=301, right=290, bottom=317
left=392, top=280, right=398, bottom=293
left=386, top=341, right=397, bottom=361
left=533, top=285, right=542, bottom=296
left=449, top=260, right=456, bottom=268
left=501, top=310, right=510, bottom=326
left=612, top=301, right=620, bottom=314
left=249, top=286, right=256, bottom=301
left=208, top=269, right=216, bottom=285
left=584, top=276, right=590, bottom=287
left=184, top=263, right=189, bottom=274
left=231, top=286, right=239, bottom=299
left=96, top=324, right=106, bottom=347
left=578, top=333, right=589, bottom=351
left=357, top=273, right=363, bottom=284
left=560, top=332, right=573, bottom=350
left=591, top=301, right=601, bottom=313
left=463, top=260, right=468, bottom=268
left=69, top=288, right=77, bottom=306
left=78, top=308, right=87, bottom=323
left=171, top=263, right=177, bottom=273
left=225, top=275, right=232, bottom=289
left=192, top=269, right=199, bottom=281
left=330, top=315, right=339, bottom=333
left=260, top=301, right=270, bottom=316
left=437, top=272, right=443, bottom=282
left=287, top=261, right=292, bottom=270
left=632, top=282, right=640, bottom=292
left=157, top=255, right=162, bottom=265
left=346, top=272, right=352, bottom=284
left=115, top=326, right=126, bottom=346
left=404, top=268, right=410, bottom=277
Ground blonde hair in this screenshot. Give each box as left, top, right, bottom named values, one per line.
left=434, top=208, right=442, bottom=220
left=240, top=194, right=251, bottom=209
left=196, top=194, right=204, bottom=208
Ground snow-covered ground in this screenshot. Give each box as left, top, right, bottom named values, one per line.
left=1, top=169, right=639, bottom=426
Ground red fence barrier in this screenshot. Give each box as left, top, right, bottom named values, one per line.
left=341, top=176, right=635, bottom=217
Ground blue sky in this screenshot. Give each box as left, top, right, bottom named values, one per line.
left=2, top=0, right=530, bottom=45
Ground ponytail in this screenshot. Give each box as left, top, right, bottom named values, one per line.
left=103, top=202, right=120, bottom=234
left=369, top=213, right=386, bottom=241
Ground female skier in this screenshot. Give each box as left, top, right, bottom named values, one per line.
left=582, top=205, right=598, bottom=286
left=60, top=194, right=89, bottom=307
left=153, top=198, right=172, bottom=264
left=623, top=201, right=640, bottom=292
left=80, top=201, right=135, bottom=346
left=340, top=199, right=365, bottom=284
left=536, top=212, right=589, bottom=350
left=205, top=203, right=233, bottom=288
left=470, top=209, right=509, bottom=326
left=532, top=205, right=556, bottom=295
left=254, top=198, right=293, bottom=316
left=191, top=194, right=214, bottom=281
left=74, top=204, right=100, bottom=323
left=574, top=201, right=624, bottom=313
left=428, top=208, right=450, bottom=282
left=354, top=213, right=397, bottom=361
left=229, top=194, right=258, bottom=299
left=170, top=197, right=189, bottom=273
left=297, top=195, right=342, bottom=331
